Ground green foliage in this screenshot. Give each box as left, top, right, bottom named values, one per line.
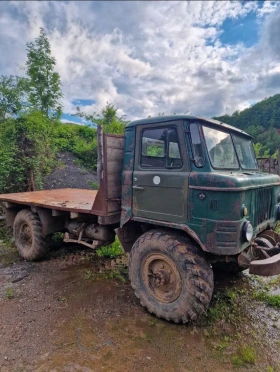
left=52, top=123, right=98, bottom=171
left=96, top=238, right=123, bottom=258
left=232, top=346, right=256, bottom=367
left=25, top=28, right=63, bottom=118
left=214, top=94, right=280, bottom=156
left=208, top=289, right=238, bottom=322
left=146, top=144, right=164, bottom=157
left=4, top=287, right=15, bottom=300
left=0, top=112, right=55, bottom=193
left=253, top=142, right=270, bottom=158
left=84, top=266, right=127, bottom=283
left=0, top=75, right=27, bottom=121
left=75, top=103, right=127, bottom=135
left=253, top=291, right=280, bottom=308
left=50, top=232, right=64, bottom=249
left=87, top=180, right=99, bottom=190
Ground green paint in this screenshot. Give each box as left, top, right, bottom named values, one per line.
left=122, top=116, right=280, bottom=255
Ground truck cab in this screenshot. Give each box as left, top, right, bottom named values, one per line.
left=121, top=116, right=280, bottom=258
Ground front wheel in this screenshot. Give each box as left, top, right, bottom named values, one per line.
left=14, top=209, right=50, bottom=261
left=129, top=229, right=214, bottom=323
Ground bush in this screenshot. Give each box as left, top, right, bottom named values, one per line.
left=96, top=238, right=123, bottom=258
left=0, top=112, right=55, bottom=193
left=52, top=123, right=98, bottom=171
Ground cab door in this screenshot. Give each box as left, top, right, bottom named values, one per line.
left=132, top=121, right=189, bottom=224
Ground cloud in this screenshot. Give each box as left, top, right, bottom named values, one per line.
left=0, top=1, right=279, bottom=121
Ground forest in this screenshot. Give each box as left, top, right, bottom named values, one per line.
left=214, top=94, right=280, bottom=158
left=0, top=28, right=279, bottom=196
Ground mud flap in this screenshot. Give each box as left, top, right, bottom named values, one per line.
left=249, top=253, right=280, bottom=276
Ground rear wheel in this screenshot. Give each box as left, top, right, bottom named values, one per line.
left=14, top=209, right=49, bottom=261
left=129, top=229, right=214, bottom=323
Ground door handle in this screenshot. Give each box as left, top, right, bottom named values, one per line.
left=133, top=186, right=145, bottom=190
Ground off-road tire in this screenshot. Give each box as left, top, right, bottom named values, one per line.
left=129, top=229, right=214, bottom=323
left=14, top=209, right=49, bottom=261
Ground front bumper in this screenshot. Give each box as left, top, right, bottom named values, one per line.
left=249, top=253, right=280, bottom=276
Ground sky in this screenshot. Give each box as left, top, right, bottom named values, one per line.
left=0, top=1, right=280, bottom=124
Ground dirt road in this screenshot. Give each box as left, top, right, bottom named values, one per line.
left=0, top=241, right=280, bottom=372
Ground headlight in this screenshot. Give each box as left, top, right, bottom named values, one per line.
left=242, top=221, right=253, bottom=242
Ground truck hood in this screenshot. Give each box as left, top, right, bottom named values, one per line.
left=189, top=171, right=280, bottom=191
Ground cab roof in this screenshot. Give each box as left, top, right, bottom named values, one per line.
left=126, top=115, right=251, bottom=138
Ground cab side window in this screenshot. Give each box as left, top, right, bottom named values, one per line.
left=189, top=123, right=205, bottom=167
left=141, top=127, right=182, bottom=168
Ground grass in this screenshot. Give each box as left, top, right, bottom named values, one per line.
left=232, top=346, right=256, bottom=367
left=208, top=289, right=239, bottom=323
left=214, top=336, right=230, bottom=352
left=96, top=238, right=123, bottom=258
left=84, top=267, right=128, bottom=283
left=269, top=276, right=280, bottom=286
left=50, top=232, right=64, bottom=248
left=5, top=287, right=15, bottom=299
left=253, top=291, right=280, bottom=308
left=0, top=225, right=13, bottom=246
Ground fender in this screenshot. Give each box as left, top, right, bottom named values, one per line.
left=129, top=216, right=206, bottom=251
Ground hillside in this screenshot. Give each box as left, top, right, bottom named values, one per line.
left=214, top=94, right=280, bottom=156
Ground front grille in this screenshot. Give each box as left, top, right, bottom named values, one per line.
left=253, top=187, right=273, bottom=226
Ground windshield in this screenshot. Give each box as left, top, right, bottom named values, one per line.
left=232, top=135, right=258, bottom=170
left=203, top=126, right=239, bottom=169
left=202, top=126, right=258, bottom=170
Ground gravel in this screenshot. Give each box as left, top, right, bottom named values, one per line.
left=43, top=152, right=98, bottom=190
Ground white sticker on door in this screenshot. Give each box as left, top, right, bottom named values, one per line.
left=153, top=176, right=161, bottom=185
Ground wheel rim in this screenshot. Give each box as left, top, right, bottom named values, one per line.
left=19, top=223, right=32, bottom=251
left=142, top=253, right=182, bottom=303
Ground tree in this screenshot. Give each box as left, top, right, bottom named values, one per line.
left=0, top=75, right=26, bottom=121
left=0, top=112, right=55, bottom=193
left=75, top=103, right=128, bottom=134
left=25, top=28, right=62, bottom=118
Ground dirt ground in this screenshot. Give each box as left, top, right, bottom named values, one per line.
left=0, top=240, right=280, bottom=372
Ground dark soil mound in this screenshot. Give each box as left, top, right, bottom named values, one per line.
left=43, top=152, right=98, bottom=190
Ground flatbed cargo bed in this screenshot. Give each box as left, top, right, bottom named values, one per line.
left=0, top=189, right=97, bottom=214
left=0, top=128, right=125, bottom=225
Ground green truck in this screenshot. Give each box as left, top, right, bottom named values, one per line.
left=1, top=115, right=280, bottom=323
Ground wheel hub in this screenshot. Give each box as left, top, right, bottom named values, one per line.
left=142, top=253, right=182, bottom=303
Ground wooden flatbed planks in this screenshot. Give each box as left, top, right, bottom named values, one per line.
left=0, top=188, right=98, bottom=214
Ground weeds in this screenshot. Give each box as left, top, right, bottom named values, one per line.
left=0, top=225, right=13, bottom=246
left=84, top=266, right=127, bottom=283
left=208, top=289, right=238, bottom=323
left=253, top=291, right=280, bottom=308
left=57, top=295, right=67, bottom=304
left=269, top=276, right=280, bottom=286
left=84, top=269, right=95, bottom=281
left=87, top=180, right=99, bottom=190
left=232, top=346, right=256, bottom=367
left=5, top=287, right=15, bottom=299
left=96, top=238, right=123, bottom=258
left=50, top=232, right=64, bottom=248
left=214, top=336, right=230, bottom=352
